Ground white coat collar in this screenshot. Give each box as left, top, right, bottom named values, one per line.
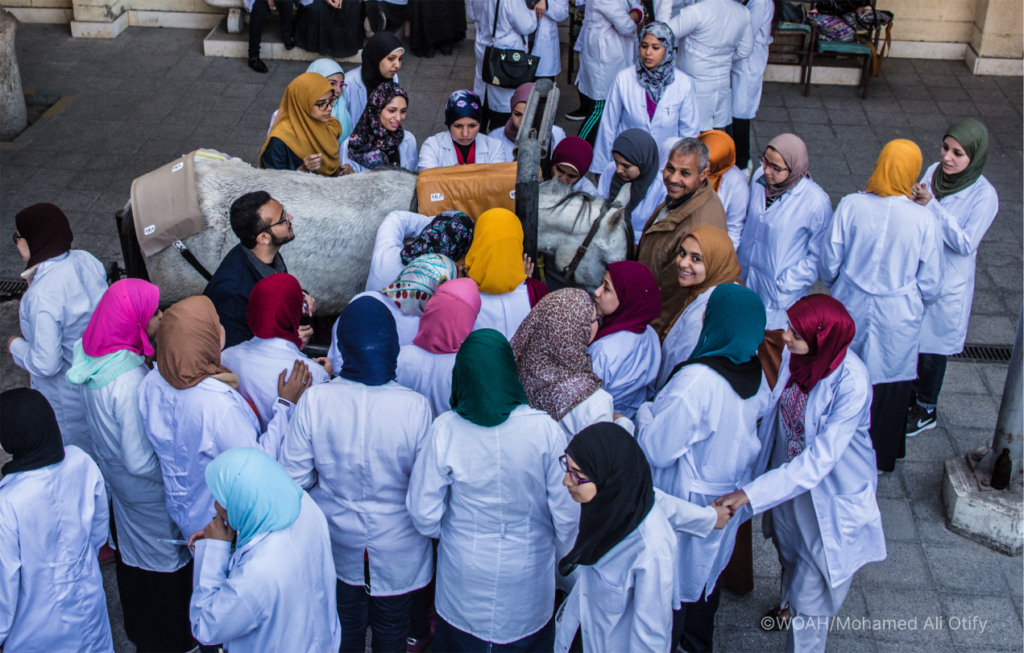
left=438, top=130, right=494, bottom=157
left=252, top=336, right=304, bottom=356
left=22, top=251, right=70, bottom=284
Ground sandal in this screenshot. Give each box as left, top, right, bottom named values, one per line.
left=760, top=606, right=790, bottom=632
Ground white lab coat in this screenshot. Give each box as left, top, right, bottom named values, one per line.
left=10, top=251, right=107, bottom=457
left=717, top=165, right=750, bottom=248
left=221, top=337, right=330, bottom=431
left=0, top=447, right=113, bottom=653
left=328, top=291, right=421, bottom=375
left=742, top=349, right=886, bottom=594
left=574, top=175, right=600, bottom=195
left=138, top=369, right=294, bottom=539
left=665, top=0, right=754, bottom=130
left=469, top=0, right=538, bottom=112
left=591, top=67, right=701, bottom=174
left=190, top=492, right=341, bottom=653
left=553, top=490, right=717, bottom=653
left=281, top=377, right=434, bottom=595
left=396, top=344, right=458, bottom=417
left=588, top=326, right=661, bottom=419
left=597, top=160, right=668, bottom=243
left=489, top=124, right=567, bottom=162
left=558, top=387, right=636, bottom=439
left=917, top=163, right=999, bottom=355
left=636, top=363, right=770, bottom=602
left=819, top=192, right=943, bottom=384
left=736, top=170, right=833, bottom=330
left=655, top=284, right=717, bottom=392
left=652, top=0, right=695, bottom=22
left=407, top=405, right=580, bottom=644
left=345, top=68, right=401, bottom=129
left=730, top=0, right=773, bottom=119
left=532, top=0, right=569, bottom=77
left=365, top=210, right=434, bottom=293
left=575, top=0, right=638, bottom=101
left=341, top=131, right=419, bottom=173
left=79, top=364, right=190, bottom=573
left=418, top=130, right=509, bottom=170
left=472, top=282, right=532, bottom=339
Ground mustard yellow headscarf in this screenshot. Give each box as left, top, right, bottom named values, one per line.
left=465, top=208, right=527, bottom=295
left=865, top=139, right=922, bottom=199
left=260, top=72, right=342, bottom=176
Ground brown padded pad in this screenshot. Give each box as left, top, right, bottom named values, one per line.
left=416, top=162, right=518, bottom=220
left=130, top=151, right=204, bottom=257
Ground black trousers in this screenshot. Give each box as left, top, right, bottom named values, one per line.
left=671, top=584, right=721, bottom=653
left=577, top=93, right=604, bottom=147
left=870, top=380, right=913, bottom=472
left=249, top=0, right=295, bottom=59
left=913, top=353, right=948, bottom=409
left=732, top=117, right=752, bottom=169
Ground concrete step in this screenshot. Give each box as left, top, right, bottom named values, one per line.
left=203, top=17, right=361, bottom=62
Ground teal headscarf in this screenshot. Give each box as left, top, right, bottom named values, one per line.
left=931, top=118, right=988, bottom=200
left=450, top=329, right=529, bottom=427
left=66, top=340, right=145, bottom=389
left=306, top=58, right=353, bottom=144
left=689, top=284, right=766, bottom=363
left=205, top=448, right=304, bottom=548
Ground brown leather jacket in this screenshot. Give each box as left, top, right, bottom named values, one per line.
left=636, top=180, right=727, bottom=337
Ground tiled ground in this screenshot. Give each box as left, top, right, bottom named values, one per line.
left=1, top=22, right=1022, bottom=653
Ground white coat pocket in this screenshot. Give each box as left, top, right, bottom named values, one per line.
left=833, top=484, right=880, bottom=541
left=592, top=571, right=630, bottom=616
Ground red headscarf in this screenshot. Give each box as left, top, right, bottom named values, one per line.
left=83, top=279, right=160, bottom=357
left=16, top=203, right=73, bottom=269
left=594, top=261, right=662, bottom=342
left=551, top=136, right=594, bottom=181
left=785, top=294, right=856, bottom=393
left=247, top=273, right=304, bottom=349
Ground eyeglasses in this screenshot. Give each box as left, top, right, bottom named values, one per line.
left=328, top=80, right=348, bottom=91
left=559, top=455, right=592, bottom=486
left=314, top=95, right=339, bottom=111
left=12, top=231, right=22, bottom=245
left=262, top=208, right=291, bottom=233
left=759, top=155, right=789, bottom=175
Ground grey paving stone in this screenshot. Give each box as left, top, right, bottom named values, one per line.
left=937, top=392, right=999, bottom=429
left=875, top=466, right=907, bottom=499
left=909, top=497, right=970, bottom=546
left=923, top=542, right=1010, bottom=593
left=946, top=425, right=1000, bottom=456
left=855, top=542, right=934, bottom=590
left=903, top=428, right=957, bottom=463
left=716, top=626, right=787, bottom=652
left=939, top=595, right=1024, bottom=648
left=966, top=314, right=1019, bottom=345
left=879, top=499, right=920, bottom=542
left=862, top=588, right=953, bottom=645
left=941, top=363, right=991, bottom=395
left=978, top=364, right=1009, bottom=397
left=898, top=461, right=944, bottom=502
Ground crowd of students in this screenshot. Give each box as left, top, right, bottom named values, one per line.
left=1, top=2, right=1004, bottom=652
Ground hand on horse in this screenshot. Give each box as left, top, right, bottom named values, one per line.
left=336, top=164, right=355, bottom=177
left=278, top=360, right=312, bottom=404
left=300, top=153, right=323, bottom=173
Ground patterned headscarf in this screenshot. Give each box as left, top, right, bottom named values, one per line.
left=381, top=254, right=458, bottom=316
left=510, top=288, right=603, bottom=421
left=349, top=82, right=408, bottom=170
left=400, top=211, right=475, bottom=265
left=636, top=22, right=676, bottom=104
left=444, top=89, right=483, bottom=127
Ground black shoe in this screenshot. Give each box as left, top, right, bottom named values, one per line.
left=564, top=107, right=588, bottom=121
left=905, top=403, right=937, bottom=437
left=439, top=43, right=453, bottom=55
left=248, top=57, right=269, bottom=73
left=282, top=34, right=296, bottom=50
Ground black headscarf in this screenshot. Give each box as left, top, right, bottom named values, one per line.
left=16, top=203, right=73, bottom=270
left=606, top=129, right=659, bottom=255
left=1, top=388, right=65, bottom=476
left=360, top=32, right=404, bottom=94
left=558, top=422, right=655, bottom=576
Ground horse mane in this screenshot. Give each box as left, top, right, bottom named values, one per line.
left=539, top=179, right=624, bottom=233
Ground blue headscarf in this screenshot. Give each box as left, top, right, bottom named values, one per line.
left=336, top=296, right=400, bottom=386
left=444, top=90, right=483, bottom=127
left=306, top=58, right=354, bottom=143
left=689, top=284, right=766, bottom=364
left=205, top=448, right=303, bottom=548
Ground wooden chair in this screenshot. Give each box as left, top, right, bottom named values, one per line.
left=803, top=22, right=875, bottom=99
left=768, top=22, right=813, bottom=85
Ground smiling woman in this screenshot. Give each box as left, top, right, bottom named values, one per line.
left=345, top=81, right=418, bottom=172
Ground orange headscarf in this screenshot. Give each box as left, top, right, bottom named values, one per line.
left=865, top=139, right=922, bottom=198
left=465, top=208, right=527, bottom=295
left=260, top=72, right=342, bottom=176
left=156, top=296, right=237, bottom=390
left=668, top=225, right=741, bottom=332
left=699, top=130, right=736, bottom=192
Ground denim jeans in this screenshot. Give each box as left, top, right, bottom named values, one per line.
left=336, top=580, right=413, bottom=653
left=671, top=584, right=720, bottom=653
left=433, top=616, right=555, bottom=653
left=914, top=353, right=948, bottom=410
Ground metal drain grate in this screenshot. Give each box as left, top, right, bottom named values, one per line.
left=0, top=277, right=28, bottom=299
left=950, top=344, right=1014, bottom=364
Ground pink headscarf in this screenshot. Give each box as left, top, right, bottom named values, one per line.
left=413, top=278, right=481, bottom=354
left=504, top=83, right=535, bottom=143
left=82, top=279, right=160, bottom=357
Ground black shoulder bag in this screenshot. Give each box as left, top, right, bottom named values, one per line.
left=482, top=0, right=541, bottom=88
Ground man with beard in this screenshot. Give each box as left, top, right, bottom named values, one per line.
left=637, top=137, right=727, bottom=335
left=204, top=191, right=318, bottom=348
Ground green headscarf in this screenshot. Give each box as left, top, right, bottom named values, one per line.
left=689, top=284, right=766, bottom=364
left=66, top=340, right=145, bottom=390
left=931, top=118, right=988, bottom=200
left=450, top=329, right=529, bottom=427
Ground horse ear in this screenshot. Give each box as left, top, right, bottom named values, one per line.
left=612, top=181, right=631, bottom=209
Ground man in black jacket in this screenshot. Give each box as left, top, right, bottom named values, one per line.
left=203, top=191, right=317, bottom=348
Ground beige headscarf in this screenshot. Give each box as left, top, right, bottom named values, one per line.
left=156, top=296, right=237, bottom=390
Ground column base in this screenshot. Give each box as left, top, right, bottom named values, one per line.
left=942, top=451, right=1023, bottom=556
left=70, top=9, right=127, bottom=38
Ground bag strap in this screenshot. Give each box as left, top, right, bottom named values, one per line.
left=172, top=239, right=213, bottom=281
left=492, top=0, right=501, bottom=44
left=563, top=213, right=604, bottom=285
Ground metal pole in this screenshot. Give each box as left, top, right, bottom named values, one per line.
left=516, top=138, right=541, bottom=267
left=992, top=307, right=1023, bottom=480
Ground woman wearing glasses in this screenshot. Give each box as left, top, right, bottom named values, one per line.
left=735, top=134, right=833, bottom=330
left=554, top=423, right=730, bottom=653
left=259, top=72, right=352, bottom=176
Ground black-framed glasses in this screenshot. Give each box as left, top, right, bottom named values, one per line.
left=559, top=454, right=592, bottom=486
left=262, top=208, right=291, bottom=233
left=314, top=95, right=339, bottom=111
left=759, top=155, right=789, bottom=175
left=12, top=230, right=21, bottom=245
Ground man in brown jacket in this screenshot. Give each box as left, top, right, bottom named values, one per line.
left=636, top=137, right=728, bottom=336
